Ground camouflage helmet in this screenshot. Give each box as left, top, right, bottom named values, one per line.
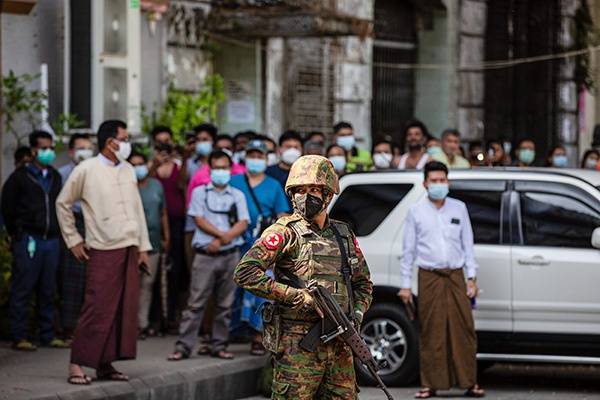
left=285, top=155, right=340, bottom=195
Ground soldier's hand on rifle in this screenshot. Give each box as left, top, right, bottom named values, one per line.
left=292, top=289, right=324, bottom=318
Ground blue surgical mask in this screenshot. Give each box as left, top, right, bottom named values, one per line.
left=134, top=165, right=149, bottom=181
left=195, top=141, right=213, bottom=156
left=329, top=155, right=347, bottom=172
left=336, top=136, right=355, bottom=151
left=427, top=146, right=443, bottom=157
left=428, top=183, right=449, bottom=200
left=246, top=158, right=267, bottom=174
left=211, top=168, right=231, bottom=186
left=518, top=149, right=535, bottom=165
left=36, top=148, right=56, bottom=166
left=552, top=154, right=568, bottom=168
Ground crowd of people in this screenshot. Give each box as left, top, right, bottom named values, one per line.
left=1, top=116, right=598, bottom=384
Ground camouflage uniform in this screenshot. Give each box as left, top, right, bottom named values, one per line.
left=234, top=155, right=373, bottom=400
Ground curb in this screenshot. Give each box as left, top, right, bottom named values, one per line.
left=33, top=356, right=266, bottom=400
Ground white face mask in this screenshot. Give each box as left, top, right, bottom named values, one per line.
left=114, top=140, right=132, bottom=162
left=281, top=148, right=302, bottom=165
left=373, top=153, right=392, bottom=169
left=585, top=158, right=598, bottom=169
left=74, top=148, right=94, bottom=163
left=267, top=152, right=279, bottom=166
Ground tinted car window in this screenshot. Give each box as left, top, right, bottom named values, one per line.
left=330, top=184, right=413, bottom=236
left=520, top=192, right=600, bottom=248
left=449, top=189, right=503, bottom=244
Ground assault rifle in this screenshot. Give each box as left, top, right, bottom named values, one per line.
left=302, top=282, right=395, bottom=400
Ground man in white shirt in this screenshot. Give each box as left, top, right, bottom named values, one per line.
left=399, top=161, right=484, bottom=399
left=57, top=120, right=151, bottom=386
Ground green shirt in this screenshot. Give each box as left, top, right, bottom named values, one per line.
left=346, top=147, right=373, bottom=172
left=138, top=178, right=165, bottom=253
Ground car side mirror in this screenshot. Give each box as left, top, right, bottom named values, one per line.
left=592, top=228, right=600, bottom=249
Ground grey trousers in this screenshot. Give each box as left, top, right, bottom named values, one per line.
left=175, top=250, right=238, bottom=354
left=138, top=252, right=160, bottom=330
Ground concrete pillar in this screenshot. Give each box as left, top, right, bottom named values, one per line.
left=457, top=0, right=487, bottom=142
left=333, top=0, right=374, bottom=150
left=557, top=0, right=580, bottom=165
left=265, top=38, right=285, bottom=139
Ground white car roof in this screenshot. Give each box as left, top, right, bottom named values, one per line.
left=339, top=167, right=600, bottom=189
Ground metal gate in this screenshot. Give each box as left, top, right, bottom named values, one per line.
left=484, top=0, right=560, bottom=161
left=371, top=0, right=417, bottom=145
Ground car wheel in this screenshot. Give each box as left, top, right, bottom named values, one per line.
left=356, top=302, right=419, bottom=386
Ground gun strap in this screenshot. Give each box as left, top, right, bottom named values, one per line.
left=278, top=267, right=305, bottom=289
left=330, top=224, right=356, bottom=321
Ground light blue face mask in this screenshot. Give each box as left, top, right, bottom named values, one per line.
left=195, top=141, right=213, bottom=156
left=211, top=168, right=231, bottom=186
left=328, top=155, right=347, bottom=172
left=36, top=148, right=56, bottom=166
left=427, top=146, right=443, bottom=157
left=552, top=154, right=568, bottom=168
left=518, top=149, right=535, bottom=165
left=246, top=158, right=267, bottom=174
left=427, top=183, right=449, bottom=200
left=134, top=165, right=149, bottom=181
left=336, top=136, right=355, bottom=151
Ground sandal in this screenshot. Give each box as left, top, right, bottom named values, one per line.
left=44, top=338, right=69, bottom=348
left=250, top=341, right=266, bottom=356
left=68, top=374, right=92, bottom=385
left=97, top=367, right=129, bottom=381
left=211, top=350, right=234, bottom=360
left=415, top=388, right=436, bottom=399
left=465, top=384, right=485, bottom=398
left=197, top=344, right=211, bottom=356
left=167, top=351, right=189, bottom=361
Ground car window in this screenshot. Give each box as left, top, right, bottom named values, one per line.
left=449, top=188, right=503, bottom=245
left=330, top=184, right=413, bottom=236
left=520, top=192, right=600, bottom=248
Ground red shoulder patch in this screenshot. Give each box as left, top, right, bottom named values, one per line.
left=263, top=232, right=284, bottom=251
left=353, top=237, right=362, bottom=256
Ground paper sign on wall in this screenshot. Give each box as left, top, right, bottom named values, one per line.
left=227, top=101, right=255, bottom=124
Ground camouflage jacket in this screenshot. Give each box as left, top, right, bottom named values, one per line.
left=234, top=213, right=373, bottom=321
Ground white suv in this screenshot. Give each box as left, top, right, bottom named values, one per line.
left=329, top=168, right=600, bottom=386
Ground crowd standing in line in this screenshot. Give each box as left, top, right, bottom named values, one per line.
left=2, top=115, right=600, bottom=387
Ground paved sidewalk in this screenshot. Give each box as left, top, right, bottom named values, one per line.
left=0, top=338, right=266, bottom=400
left=242, top=363, right=600, bottom=400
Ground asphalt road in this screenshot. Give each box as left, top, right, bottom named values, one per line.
left=241, top=363, right=600, bottom=399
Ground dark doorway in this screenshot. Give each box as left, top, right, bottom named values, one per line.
left=484, top=0, right=560, bottom=163
left=371, top=0, right=417, bottom=145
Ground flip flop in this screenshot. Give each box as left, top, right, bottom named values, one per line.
left=211, top=350, right=234, bottom=360
left=250, top=341, right=266, bottom=356
left=97, top=369, right=129, bottom=381
left=415, top=388, right=436, bottom=399
left=465, top=385, right=485, bottom=398
left=167, top=351, right=189, bottom=361
left=68, top=374, right=92, bottom=385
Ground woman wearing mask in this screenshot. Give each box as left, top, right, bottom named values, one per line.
left=372, top=140, right=395, bottom=170
left=546, top=145, right=569, bottom=168
left=581, top=149, right=600, bottom=169
left=326, top=144, right=348, bottom=177
left=425, top=137, right=444, bottom=158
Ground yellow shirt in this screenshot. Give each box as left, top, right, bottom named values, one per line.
left=56, top=155, right=152, bottom=252
left=432, top=152, right=471, bottom=169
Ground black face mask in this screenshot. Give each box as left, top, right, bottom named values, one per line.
left=293, top=193, right=325, bottom=220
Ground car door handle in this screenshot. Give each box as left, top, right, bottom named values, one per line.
left=517, top=257, right=551, bottom=266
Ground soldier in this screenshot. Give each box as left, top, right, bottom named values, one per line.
left=234, top=155, right=373, bottom=399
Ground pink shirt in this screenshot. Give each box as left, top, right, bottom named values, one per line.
left=186, top=162, right=246, bottom=206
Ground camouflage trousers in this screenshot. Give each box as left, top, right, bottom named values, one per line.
left=272, top=330, right=357, bottom=399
